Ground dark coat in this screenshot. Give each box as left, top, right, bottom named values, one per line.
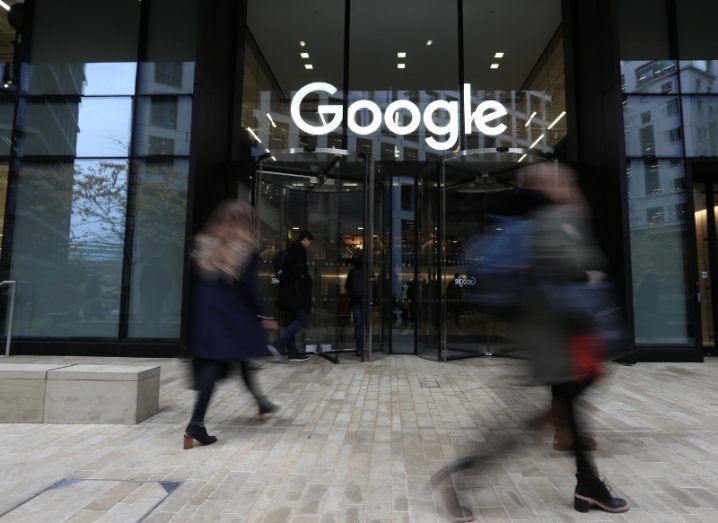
left=278, top=241, right=313, bottom=312
left=189, top=254, right=271, bottom=361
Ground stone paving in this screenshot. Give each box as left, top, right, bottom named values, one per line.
left=1, top=354, right=717, bottom=522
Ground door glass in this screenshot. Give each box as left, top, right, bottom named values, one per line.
left=390, top=175, right=416, bottom=354
left=255, top=153, right=366, bottom=359
left=416, top=165, right=441, bottom=359
left=693, top=184, right=714, bottom=347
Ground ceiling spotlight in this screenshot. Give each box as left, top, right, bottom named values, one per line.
left=397, top=63, right=406, bottom=69
left=494, top=52, right=504, bottom=58
left=299, top=41, right=306, bottom=47
left=426, top=40, right=433, bottom=46
left=304, top=63, right=314, bottom=70
left=397, top=52, right=406, bottom=58
left=300, top=52, right=310, bottom=59
left=490, top=63, right=500, bottom=69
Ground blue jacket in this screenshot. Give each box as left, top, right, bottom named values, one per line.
left=188, top=254, right=271, bottom=361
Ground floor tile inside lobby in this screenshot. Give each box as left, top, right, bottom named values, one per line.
left=1, top=355, right=717, bottom=522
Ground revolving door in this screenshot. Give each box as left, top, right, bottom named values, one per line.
left=253, top=147, right=544, bottom=362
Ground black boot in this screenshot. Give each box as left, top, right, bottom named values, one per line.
left=183, top=423, right=218, bottom=449
left=258, top=398, right=279, bottom=419
left=574, top=474, right=628, bottom=513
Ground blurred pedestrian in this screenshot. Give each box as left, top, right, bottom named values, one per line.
left=345, top=254, right=365, bottom=356
left=184, top=201, right=279, bottom=449
left=517, top=163, right=627, bottom=513
left=274, top=230, right=314, bottom=362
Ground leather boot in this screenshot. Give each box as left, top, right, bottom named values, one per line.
left=574, top=474, right=628, bottom=513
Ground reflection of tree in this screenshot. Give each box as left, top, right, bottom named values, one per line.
left=133, top=163, right=187, bottom=249
left=71, top=161, right=127, bottom=247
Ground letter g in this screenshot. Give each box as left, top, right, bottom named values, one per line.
left=291, top=82, right=343, bottom=135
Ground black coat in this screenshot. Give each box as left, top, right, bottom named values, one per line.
left=278, top=241, right=313, bottom=312
left=188, top=254, right=271, bottom=361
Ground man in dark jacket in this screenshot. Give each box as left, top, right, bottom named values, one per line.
left=345, top=255, right=365, bottom=355
left=274, top=230, right=314, bottom=361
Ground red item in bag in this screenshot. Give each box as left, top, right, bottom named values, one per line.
left=569, top=335, right=606, bottom=380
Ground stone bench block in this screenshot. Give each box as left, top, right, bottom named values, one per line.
left=44, top=365, right=160, bottom=424
left=0, top=364, right=72, bottom=422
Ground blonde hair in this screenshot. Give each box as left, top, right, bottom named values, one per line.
left=192, top=200, right=257, bottom=280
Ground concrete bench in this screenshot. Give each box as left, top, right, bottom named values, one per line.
left=0, top=364, right=72, bottom=423
left=0, top=363, right=160, bottom=424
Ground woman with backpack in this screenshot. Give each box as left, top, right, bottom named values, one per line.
left=184, top=201, right=279, bottom=449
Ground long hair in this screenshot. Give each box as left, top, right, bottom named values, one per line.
left=192, top=200, right=257, bottom=281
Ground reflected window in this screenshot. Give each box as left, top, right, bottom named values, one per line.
left=682, top=97, right=718, bottom=156
left=135, top=97, right=192, bottom=156
left=624, top=96, right=682, bottom=157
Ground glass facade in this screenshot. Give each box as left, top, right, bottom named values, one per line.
left=0, top=0, right=715, bottom=360
left=620, top=0, right=718, bottom=348
left=4, top=0, right=197, bottom=339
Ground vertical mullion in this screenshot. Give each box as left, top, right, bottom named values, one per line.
left=118, top=0, right=151, bottom=340
left=457, top=0, right=465, bottom=151
left=341, top=0, right=351, bottom=149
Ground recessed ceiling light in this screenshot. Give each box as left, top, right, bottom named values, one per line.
left=299, top=41, right=306, bottom=47
left=494, top=52, right=504, bottom=58
left=426, top=40, right=433, bottom=46
left=305, top=64, right=314, bottom=70
left=490, top=63, right=500, bottom=69
left=397, top=52, right=406, bottom=58
left=300, top=52, right=310, bottom=59
left=397, top=63, right=406, bottom=69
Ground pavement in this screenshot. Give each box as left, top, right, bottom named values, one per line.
left=1, top=354, right=717, bottom=522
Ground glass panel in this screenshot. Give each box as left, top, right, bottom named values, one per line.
left=464, top=1, right=565, bottom=150
left=0, top=162, right=8, bottom=255
left=627, top=159, right=694, bottom=344
left=682, top=97, right=718, bottom=156
left=677, top=1, right=718, bottom=93
left=621, top=61, right=679, bottom=94
left=624, top=96, right=683, bottom=157
left=349, top=0, right=458, bottom=156
left=10, top=160, right=128, bottom=337
left=390, top=175, right=416, bottom=354
left=26, top=0, right=140, bottom=95
left=20, top=97, right=133, bottom=157
left=138, top=0, right=198, bottom=94
left=0, top=99, right=13, bottom=156
left=134, top=96, right=193, bottom=156
left=128, top=159, right=189, bottom=338
left=244, top=1, right=345, bottom=156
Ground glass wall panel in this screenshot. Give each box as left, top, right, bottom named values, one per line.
left=627, top=159, right=694, bottom=344
left=134, top=96, right=193, bottom=156
left=10, top=160, right=128, bottom=337
left=349, top=0, right=457, bottom=158
left=26, top=0, right=140, bottom=95
left=464, top=0, right=565, bottom=152
left=624, top=96, right=683, bottom=157
left=0, top=99, right=13, bottom=155
left=20, top=97, right=133, bottom=157
left=244, top=1, right=345, bottom=155
left=128, top=159, right=188, bottom=338
left=677, top=1, right=718, bottom=94
left=682, top=97, right=718, bottom=156
left=138, top=0, right=198, bottom=94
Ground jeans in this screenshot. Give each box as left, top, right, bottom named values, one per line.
left=551, top=381, right=598, bottom=480
left=275, top=309, right=309, bottom=357
left=190, top=359, right=264, bottom=425
left=351, top=304, right=364, bottom=352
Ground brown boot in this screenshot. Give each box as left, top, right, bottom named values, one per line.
left=553, top=430, right=597, bottom=451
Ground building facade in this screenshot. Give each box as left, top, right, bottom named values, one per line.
left=0, top=0, right=716, bottom=362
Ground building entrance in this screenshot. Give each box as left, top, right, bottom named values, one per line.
left=253, top=148, right=543, bottom=362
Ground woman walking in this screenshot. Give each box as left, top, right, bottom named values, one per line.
left=184, top=201, right=278, bottom=449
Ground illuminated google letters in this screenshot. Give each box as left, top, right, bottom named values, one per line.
left=290, top=82, right=508, bottom=151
